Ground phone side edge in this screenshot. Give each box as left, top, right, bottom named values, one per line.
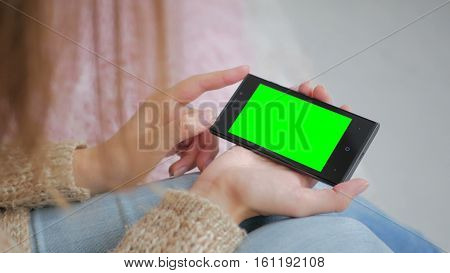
left=341, top=122, right=380, bottom=182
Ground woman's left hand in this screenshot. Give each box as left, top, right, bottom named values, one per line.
left=191, top=83, right=366, bottom=223
left=74, top=66, right=249, bottom=193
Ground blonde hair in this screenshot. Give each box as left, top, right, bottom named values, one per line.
left=0, top=0, right=167, bottom=150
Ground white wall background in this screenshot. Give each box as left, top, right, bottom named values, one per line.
left=243, top=0, right=450, bottom=251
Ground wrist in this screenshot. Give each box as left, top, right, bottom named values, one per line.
left=73, top=146, right=110, bottom=194
left=190, top=178, right=255, bottom=224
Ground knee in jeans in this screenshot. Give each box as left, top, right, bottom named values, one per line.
left=332, top=216, right=374, bottom=236
left=335, top=217, right=366, bottom=229
left=331, top=217, right=391, bottom=252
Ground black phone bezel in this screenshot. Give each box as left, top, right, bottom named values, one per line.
left=210, top=74, right=379, bottom=186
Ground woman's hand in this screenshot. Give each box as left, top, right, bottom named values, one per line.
left=74, top=66, right=249, bottom=193
left=190, top=83, right=368, bottom=223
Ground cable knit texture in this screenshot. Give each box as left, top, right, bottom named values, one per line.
left=114, top=190, right=246, bottom=253
left=0, top=142, right=91, bottom=208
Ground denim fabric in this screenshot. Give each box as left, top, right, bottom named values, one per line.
left=29, top=173, right=440, bottom=252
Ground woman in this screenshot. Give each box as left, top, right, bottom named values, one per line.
left=0, top=0, right=441, bottom=252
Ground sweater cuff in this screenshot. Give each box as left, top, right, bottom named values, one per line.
left=0, top=208, right=30, bottom=252
left=114, top=190, right=246, bottom=253
left=40, top=142, right=91, bottom=204
left=0, top=142, right=91, bottom=208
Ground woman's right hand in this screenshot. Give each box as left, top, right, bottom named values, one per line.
left=74, top=66, right=249, bottom=194
left=190, top=83, right=369, bottom=223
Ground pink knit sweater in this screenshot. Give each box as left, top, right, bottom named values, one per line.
left=45, top=0, right=251, bottom=183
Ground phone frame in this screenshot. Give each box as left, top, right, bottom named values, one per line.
left=210, top=74, right=379, bottom=186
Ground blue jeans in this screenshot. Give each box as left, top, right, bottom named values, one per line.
left=29, top=173, right=442, bottom=252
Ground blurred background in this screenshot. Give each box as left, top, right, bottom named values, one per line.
left=240, top=0, right=450, bottom=250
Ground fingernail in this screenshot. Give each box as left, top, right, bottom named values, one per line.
left=354, top=180, right=369, bottom=195
left=173, top=166, right=189, bottom=177
left=336, top=179, right=369, bottom=197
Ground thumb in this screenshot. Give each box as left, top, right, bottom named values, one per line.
left=291, top=178, right=369, bottom=217
left=167, top=107, right=216, bottom=147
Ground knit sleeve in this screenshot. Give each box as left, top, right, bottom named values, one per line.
left=0, top=142, right=91, bottom=208
left=0, top=208, right=30, bottom=252
left=114, top=190, right=246, bottom=253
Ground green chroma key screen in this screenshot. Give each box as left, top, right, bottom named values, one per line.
left=228, top=84, right=352, bottom=172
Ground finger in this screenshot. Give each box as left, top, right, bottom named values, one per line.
left=195, top=131, right=219, bottom=171
left=340, top=104, right=351, bottom=112
left=165, top=107, right=216, bottom=149
left=166, top=137, right=193, bottom=156
left=286, top=169, right=316, bottom=188
left=312, top=84, right=332, bottom=104
left=170, top=65, right=249, bottom=104
left=169, top=142, right=200, bottom=177
left=298, top=81, right=313, bottom=97
left=176, top=137, right=194, bottom=152
left=290, top=178, right=369, bottom=216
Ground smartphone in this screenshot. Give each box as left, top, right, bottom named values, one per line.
left=210, top=74, right=379, bottom=186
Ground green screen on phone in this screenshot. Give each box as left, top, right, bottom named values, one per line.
left=228, top=84, right=352, bottom=171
